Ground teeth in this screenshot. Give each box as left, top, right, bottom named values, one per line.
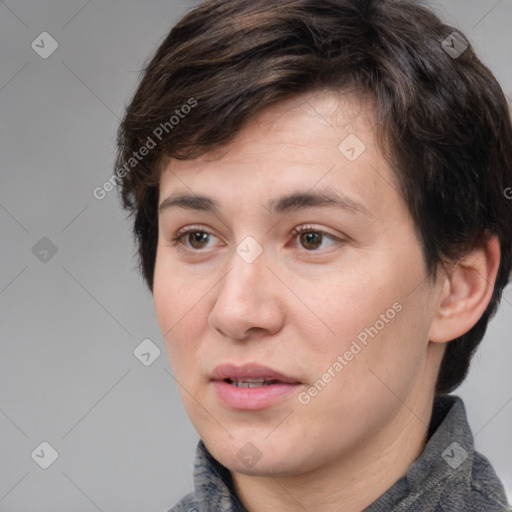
left=228, top=379, right=278, bottom=387
left=234, top=378, right=270, bottom=383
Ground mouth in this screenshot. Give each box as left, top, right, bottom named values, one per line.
left=210, top=363, right=303, bottom=410
left=211, top=362, right=302, bottom=385
left=222, top=378, right=282, bottom=388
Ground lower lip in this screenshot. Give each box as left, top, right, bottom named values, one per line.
left=212, top=380, right=302, bottom=410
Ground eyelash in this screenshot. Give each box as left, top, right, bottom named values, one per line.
left=170, top=224, right=342, bottom=251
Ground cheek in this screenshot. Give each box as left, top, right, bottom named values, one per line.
left=153, top=264, right=207, bottom=366
left=289, top=267, right=394, bottom=352
left=292, top=254, right=429, bottom=380
left=154, top=249, right=200, bottom=325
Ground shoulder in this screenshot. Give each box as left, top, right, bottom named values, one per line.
left=467, top=451, right=511, bottom=511
left=434, top=451, right=511, bottom=512
left=166, top=491, right=200, bottom=512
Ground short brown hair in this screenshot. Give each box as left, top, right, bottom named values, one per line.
left=115, top=0, right=512, bottom=394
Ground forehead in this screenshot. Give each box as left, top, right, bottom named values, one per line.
left=158, top=90, right=398, bottom=214
left=169, top=90, right=374, bottom=164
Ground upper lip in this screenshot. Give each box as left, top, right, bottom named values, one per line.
left=211, top=363, right=302, bottom=384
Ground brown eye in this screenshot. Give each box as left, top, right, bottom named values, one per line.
left=171, top=226, right=221, bottom=251
left=290, top=225, right=340, bottom=251
left=187, top=231, right=210, bottom=249
left=299, top=231, right=324, bottom=250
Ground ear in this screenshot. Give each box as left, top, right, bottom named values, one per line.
left=429, top=235, right=501, bottom=343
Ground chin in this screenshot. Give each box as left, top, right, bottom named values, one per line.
left=206, top=435, right=312, bottom=477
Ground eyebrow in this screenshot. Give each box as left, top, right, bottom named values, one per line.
left=158, top=189, right=373, bottom=218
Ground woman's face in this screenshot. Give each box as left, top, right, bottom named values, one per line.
left=153, top=90, right=444, bottom=477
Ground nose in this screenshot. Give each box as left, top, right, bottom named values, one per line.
left=208, top=249, right=286, bottom=341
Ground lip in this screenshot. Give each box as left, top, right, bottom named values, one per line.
left=211, top=362, right=302, bottom=384
left=210, top=362, right=303, bottom=410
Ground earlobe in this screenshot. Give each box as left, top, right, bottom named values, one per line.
left=429, top=235, right=501, bottom=344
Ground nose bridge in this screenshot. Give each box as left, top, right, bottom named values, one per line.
left=219, top=242, right=269, bottom=309
left=209, top=241, right=284, bottom=339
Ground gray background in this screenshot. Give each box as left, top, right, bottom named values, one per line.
left=0, top=1, right=511, bottom=510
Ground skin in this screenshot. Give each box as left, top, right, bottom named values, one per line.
left=153, top=90, right=500, bottom=512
